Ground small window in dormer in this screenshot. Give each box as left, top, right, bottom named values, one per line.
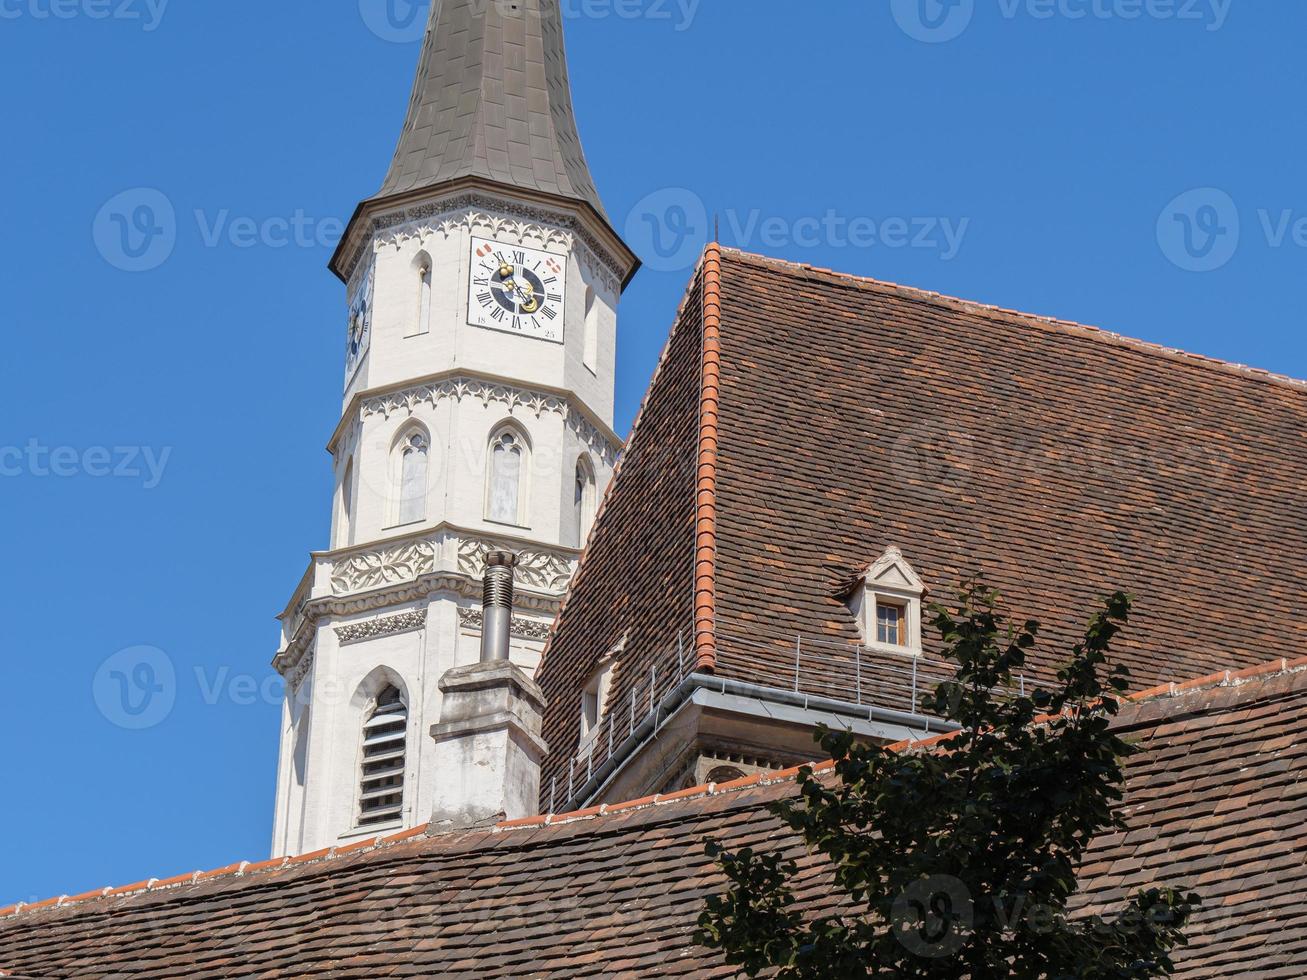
left=876, top=601, right=905, bottom=647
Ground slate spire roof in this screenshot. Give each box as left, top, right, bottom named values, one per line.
left=373, top=0, right=608, bottom=219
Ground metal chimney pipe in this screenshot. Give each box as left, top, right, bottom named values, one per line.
left=479, top=551, right=517, bottom=663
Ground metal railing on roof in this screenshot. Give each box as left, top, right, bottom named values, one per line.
left=549, top=628, right=1052, bottom=813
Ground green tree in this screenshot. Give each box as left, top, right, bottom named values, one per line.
left=697, top=583, right=1199, bottom=978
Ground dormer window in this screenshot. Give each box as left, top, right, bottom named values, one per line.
left=851, top=546, right=926, bottom=656
left=579, top=636, right=624, bottom=746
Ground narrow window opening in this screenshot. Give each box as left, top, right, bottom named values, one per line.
left=358, top=685, right=407, bottom=827
left=582, top=285, right=599, bottom=371
left=573, top=456, right=597, bottom=547
left=416, top=261, right=432, bottom=336
left=337, top=459, right=354, bottom=548
left=395, top=430, right=429, bottom=526
left=488, top=428, right=526, bottom=525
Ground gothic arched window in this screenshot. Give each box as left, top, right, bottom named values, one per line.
left=393, top=428, right=429, bottom=526
left=574, top=454, right=597, bottom=547
left=359, top=685, right=407, bottom=828
left=487, top=426, right=528, bottom=526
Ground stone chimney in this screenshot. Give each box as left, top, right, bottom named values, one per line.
left=430, top=552, right=549, bottom=829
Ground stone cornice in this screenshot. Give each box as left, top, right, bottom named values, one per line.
left=325, top=369, right=623, bottom=468
left=273, top=522, right=577, bottom=677
left=331, top=178, right=639, bottom=292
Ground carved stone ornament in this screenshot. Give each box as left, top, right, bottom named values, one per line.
left=288, top=651, right=314, bottom=693
left=457, top=607, right=552, bottom=641
left=330, top=539, right=438, bottom=596
left=457, top=538, right=575, bottom=593
left=334, top=609, right=427, bottom=645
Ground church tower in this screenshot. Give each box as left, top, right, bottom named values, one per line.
left=270, top=0, right=638, bottom=856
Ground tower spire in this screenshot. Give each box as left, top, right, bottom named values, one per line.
left=376, top=0, right=608, bottom=220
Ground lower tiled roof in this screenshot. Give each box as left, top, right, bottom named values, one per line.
left=3, top=659, right=1304, bottom=978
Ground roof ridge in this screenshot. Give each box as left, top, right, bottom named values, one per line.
left=537, top=248, right=715, bottom=671
left=717, top=247, right=1307, bottom=395
left=694, top=243, right=723, bottom=671
left=7, top=653, right=1304, bottom=922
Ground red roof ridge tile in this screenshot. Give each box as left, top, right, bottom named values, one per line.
left=717, top=247, right=1307, bottom=395
left=8, top=654, right=1302, bottom=922
left=538, top=245, right=719, bottom=672
left=694, top=243, right=723, bottom=671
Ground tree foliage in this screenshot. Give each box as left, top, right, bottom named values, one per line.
left=697, top=582, right=1199, bottom=978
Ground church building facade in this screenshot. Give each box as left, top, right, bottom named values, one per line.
left=2, top=2, right=1306, bottom=976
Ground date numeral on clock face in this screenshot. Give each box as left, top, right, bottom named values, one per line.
left=467, top=236, right=567, bottom=343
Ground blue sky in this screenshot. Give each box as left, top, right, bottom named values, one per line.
left=2, top=0, right=1305, bottom=906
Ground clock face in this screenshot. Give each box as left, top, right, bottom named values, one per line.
left=467, top=236, right=566, bottom=343
left=345, top=257, right=374, bottom=382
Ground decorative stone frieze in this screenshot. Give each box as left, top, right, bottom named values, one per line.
left=288, top=651, right=314, bottom=693
left=343, top=194, right=625, bottom=296
left=330, top=538, right=439, bottom=596
left=457, top=538, right=575, bottom=594
left=457, top=607, right=552, bottom=641
left=334, top=609, right=427, bottom=645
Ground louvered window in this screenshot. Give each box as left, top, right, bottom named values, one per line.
left=359, top=685, right=407, bottom=827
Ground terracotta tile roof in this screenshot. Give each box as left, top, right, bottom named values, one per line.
left=534, top=245, right=1307, bottom=785
left=3, top=658, right=1304, bottom=977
